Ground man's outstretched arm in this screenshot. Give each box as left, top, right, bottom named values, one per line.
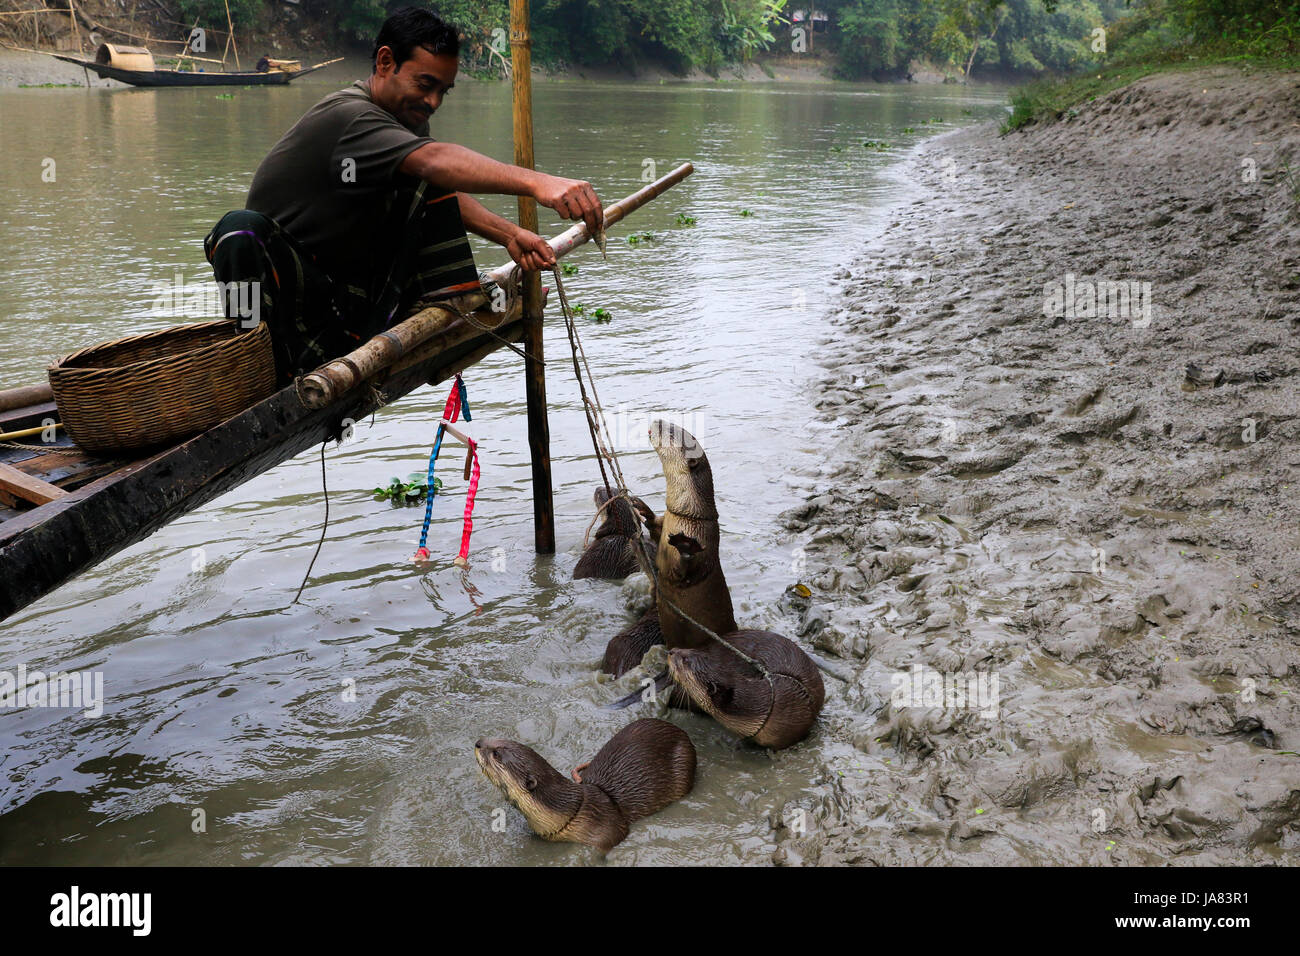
left=457, top=193, right=557, bottom=271
left=400, top=141, right=603, bottom=240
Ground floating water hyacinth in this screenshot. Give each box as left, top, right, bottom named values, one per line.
left=373, top=473, right=442, bottom=504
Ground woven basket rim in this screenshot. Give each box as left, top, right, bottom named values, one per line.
left=48, top=319, right=261, bottom=376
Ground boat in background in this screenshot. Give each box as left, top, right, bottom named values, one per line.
left=50, top=42, right=341, bottom=87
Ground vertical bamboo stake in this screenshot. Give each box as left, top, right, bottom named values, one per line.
left=67, top=0, right=80, bottom=53
left=510, top=0, right=555, bottom=555
left=223, top=0, right=240, bottom=70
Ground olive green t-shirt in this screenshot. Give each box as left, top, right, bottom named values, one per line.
left=246, top=79, right=434, bottom=279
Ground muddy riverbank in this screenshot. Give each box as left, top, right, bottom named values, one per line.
left=778, top=66, right=1300, bottom=865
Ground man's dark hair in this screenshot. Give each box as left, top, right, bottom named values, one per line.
left=372, top=7, right=460, bottom=71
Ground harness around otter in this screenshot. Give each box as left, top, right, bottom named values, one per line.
left=668, top=630, right=825, bottom=750
left=474, top=718, right=695, bottom=854
left=645, top=420, right=737, bottom=650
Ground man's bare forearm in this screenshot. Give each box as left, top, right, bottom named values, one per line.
left=401, top=142, right=542, bottom=196
left=457, top=193, right=521, bottom=246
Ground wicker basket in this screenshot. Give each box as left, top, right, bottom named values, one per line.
left=48, top=320, right=277, bottom=455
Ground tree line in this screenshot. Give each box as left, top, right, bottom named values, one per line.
left=177, top=0, right=1299, bottom=79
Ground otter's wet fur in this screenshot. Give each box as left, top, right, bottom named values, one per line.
left=474, top=718, right=695, bottom=854
left=601, top=606, right=663, bottom=676
left=573, top=487, right=656, bottom=581
left=668, top=631, right=825, bottom=749
left=646, top=421, right=737, bottom=649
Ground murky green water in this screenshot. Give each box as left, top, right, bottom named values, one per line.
left=0, top=68, right=1006, bottom=864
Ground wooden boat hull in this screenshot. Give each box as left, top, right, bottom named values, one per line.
left=0, top=313, right=523, bottom=623
left=50, top=54, right=331, bottom=87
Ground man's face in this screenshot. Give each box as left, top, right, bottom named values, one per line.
left=371, top=45, right=458, bottom=131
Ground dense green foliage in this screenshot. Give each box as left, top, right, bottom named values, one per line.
left=306, top=0, right=791, bottom=74
left=1001, top=0, right=1299, bottom=131
left=822, top=0, right=1132, bottom=79
left=1109, top=0, right=1299, bottom=59
left=180, top=0, right=1298, bottom=79
left=176, top=0, right=263, bottom=30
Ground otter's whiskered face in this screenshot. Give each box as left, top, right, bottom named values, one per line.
left=648, top=420, right=716, bottom=520
left=473, top=738, right=572, bottom=837
left=668, top=648, right=763, bottom=738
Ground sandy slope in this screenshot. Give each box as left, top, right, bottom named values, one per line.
left=777, top=66, right=1300, bottom=864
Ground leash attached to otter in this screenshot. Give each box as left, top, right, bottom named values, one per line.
left=413, top=373, right=481, bottom=567
left=550, top=267, right=772, bottom=682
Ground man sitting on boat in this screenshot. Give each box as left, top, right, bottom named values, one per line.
left=204, top=6, right=603, bottom=384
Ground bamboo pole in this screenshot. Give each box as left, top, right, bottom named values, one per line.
left=66, top=0, right=80, bottom=53
left=0, top=422, right=62, bottom=442
left=295, top=165, right=693, bottom=409
left=509, top=0, right=554, bottom=555
left=222, top=0, right=239, bottom=70
left=0, top=383, right=54, bottom=414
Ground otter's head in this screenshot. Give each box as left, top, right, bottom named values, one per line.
left=593, top=486, right=637, bottom=538
left=648, top=420, right=716, bottom=520
left=474, top=737, right=578, bottom=838
left=667, top=647, right=766, bottom=740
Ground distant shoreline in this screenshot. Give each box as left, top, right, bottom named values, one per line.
left=0, top=45, right=1006, bottom=90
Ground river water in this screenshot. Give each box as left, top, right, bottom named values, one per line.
left=0, top=69, right=1006, bottom=864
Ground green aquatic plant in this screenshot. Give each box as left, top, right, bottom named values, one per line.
left=902, top=126, right=916, bottom=133
left=627, top=231, right=656, bottom=244
left=861, top=140, right=891, bottom=150
left=675, top=213, right=697, bottom=226
left=373, top=473, right=442, bottom=503
left=739, top=208, right=755, bottom=217
left=561, top=262, right=579, bottom=275
left=571, top=302, right=611, bottom=321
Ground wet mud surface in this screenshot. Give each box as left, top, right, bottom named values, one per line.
left=778, top=67, right=1300, bottom=864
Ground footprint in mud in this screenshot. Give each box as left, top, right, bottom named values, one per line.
left=944, top=445, right=1030, bottom=479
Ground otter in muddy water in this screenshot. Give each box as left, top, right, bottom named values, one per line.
left=668, top=630, right=824, bottom=749
left=602, top=606, right=663, bottom=676
left=573, top=487, right=656, bottom=580
left=474, top=718, right=695, bottom=854
left=645, top=421, right=737, bottom=649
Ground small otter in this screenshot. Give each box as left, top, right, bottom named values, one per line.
left=668, top=630, right=825, bottom=749
left=474, top=718, right=695, bottom=854
left=573, top=487, right=656, bottom=580
left=646, top=421, right=737, bottom=649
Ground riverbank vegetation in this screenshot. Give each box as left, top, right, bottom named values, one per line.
left=6, top=0, right=1295, bottom=87
left=1002, top=0, right=1300, bottom=130
left=156, top=0, right=1149, bottom=79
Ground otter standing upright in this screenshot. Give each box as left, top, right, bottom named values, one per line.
left=646, top=421, right=737, bottom=649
